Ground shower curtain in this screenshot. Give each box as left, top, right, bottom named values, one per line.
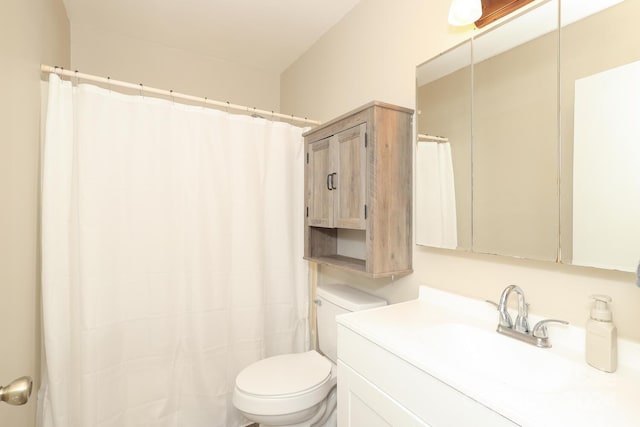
left=39, top=74, right=309, bottom=427
left=415, top=140, right=458, bottom=249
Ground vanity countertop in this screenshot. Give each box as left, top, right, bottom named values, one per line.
left=336, top=286, right=640, bottom=427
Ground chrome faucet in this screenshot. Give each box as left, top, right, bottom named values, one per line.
left=498, top=284, right=529, bottom=333
left=492, top=285, right=568, bottom=348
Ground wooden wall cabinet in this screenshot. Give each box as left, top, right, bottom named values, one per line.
left=303, top=101, right=414, bottom=278
left=308, top=123, right=367, bottom=229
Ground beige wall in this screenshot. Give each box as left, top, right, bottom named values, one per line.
left=281, top=0, right=640, bottom=342
left=0, top=0, right=69, bottom=425
left=281, top=0, right=466, bottom=120
left=70, top=24, right=281, bottom=113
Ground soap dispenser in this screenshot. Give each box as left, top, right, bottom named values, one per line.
left=586, top=295, right=617, bottom=373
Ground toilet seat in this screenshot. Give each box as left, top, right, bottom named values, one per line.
left=233, top=351, right=335, bottom=416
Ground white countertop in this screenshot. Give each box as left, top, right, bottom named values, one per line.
left=336, top=286, right=640, bottom=427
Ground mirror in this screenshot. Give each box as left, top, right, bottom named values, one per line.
left=416, top=42, right=472, bottom=250
left=560, top=0, right=640, bottom=272
left=416, top=0, right=637, bottom=272
left=415, top=0, right=559, bottom=260
left=472, top=0, right=558, bottom=261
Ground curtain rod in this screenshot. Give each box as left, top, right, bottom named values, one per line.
left=40, top=65, right=321, bottom=126
left=417, top=133, right=449, bottom=143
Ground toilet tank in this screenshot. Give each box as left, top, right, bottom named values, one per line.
left=316, top=284, right=387, bottom=363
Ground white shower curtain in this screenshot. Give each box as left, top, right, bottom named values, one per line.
left=415, top=140, right=458, bottom=249
left=39, top=74, right=309, bottom=427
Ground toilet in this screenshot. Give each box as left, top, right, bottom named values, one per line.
left=232, top=283, right=387, bottom=427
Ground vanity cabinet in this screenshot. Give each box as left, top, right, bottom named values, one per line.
left=338, top=286, right=640, bottom=426
left=337, top=324, right=518, bottom=427
left=338, top=361, right=429, bottom=426
left=303, top=101, right=413, bottom=278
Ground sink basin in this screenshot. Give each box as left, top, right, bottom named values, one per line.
left=419, top=323, right=582, bottom=393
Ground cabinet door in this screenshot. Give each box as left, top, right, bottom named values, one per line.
left=307, top=137, right=334, bottom=227
left=338, top=361, right=430, bottom=427
left=334, top=123, right=367, bottom=229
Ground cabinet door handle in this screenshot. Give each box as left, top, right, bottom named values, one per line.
left=327, top=174, right=333, bottom=191
left=331, top=173, right=338, bottom=189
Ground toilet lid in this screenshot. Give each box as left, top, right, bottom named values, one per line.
left=236, top=351, right=332, bottom=397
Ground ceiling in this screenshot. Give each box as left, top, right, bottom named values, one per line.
left=62, top=0, right=361, bottom=74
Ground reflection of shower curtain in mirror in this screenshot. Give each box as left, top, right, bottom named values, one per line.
left=572, top=60, right=640, bottom=272
left=39, top=74, right=309, bottom=427
left=416, top=140, right=458, bottom=249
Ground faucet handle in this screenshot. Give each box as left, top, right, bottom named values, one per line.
left=532, top=319, right=569, bottom=339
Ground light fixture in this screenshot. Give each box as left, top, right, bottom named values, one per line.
left=448, top=0, right=483, bottom=26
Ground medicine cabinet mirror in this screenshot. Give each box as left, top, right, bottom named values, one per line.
left=416, top=41, right=472, bottom=251
left=416, top=0, right=640, bottom=272
left=559, top=0, right=640, bottom=272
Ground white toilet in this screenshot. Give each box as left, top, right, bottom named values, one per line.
left=233, top=283, right=386, bottom=427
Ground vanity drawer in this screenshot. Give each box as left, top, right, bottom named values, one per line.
left=337, top=325, right=519, bottom=427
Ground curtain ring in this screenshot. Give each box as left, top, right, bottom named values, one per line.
left=107, top=76, right=111, bottom=94
left=74, top=70, right=79, bottom=86
left=139, top=83, right=143, bottom=98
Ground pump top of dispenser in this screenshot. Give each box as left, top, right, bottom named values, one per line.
left=590, top=295, right=613, bottom=322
